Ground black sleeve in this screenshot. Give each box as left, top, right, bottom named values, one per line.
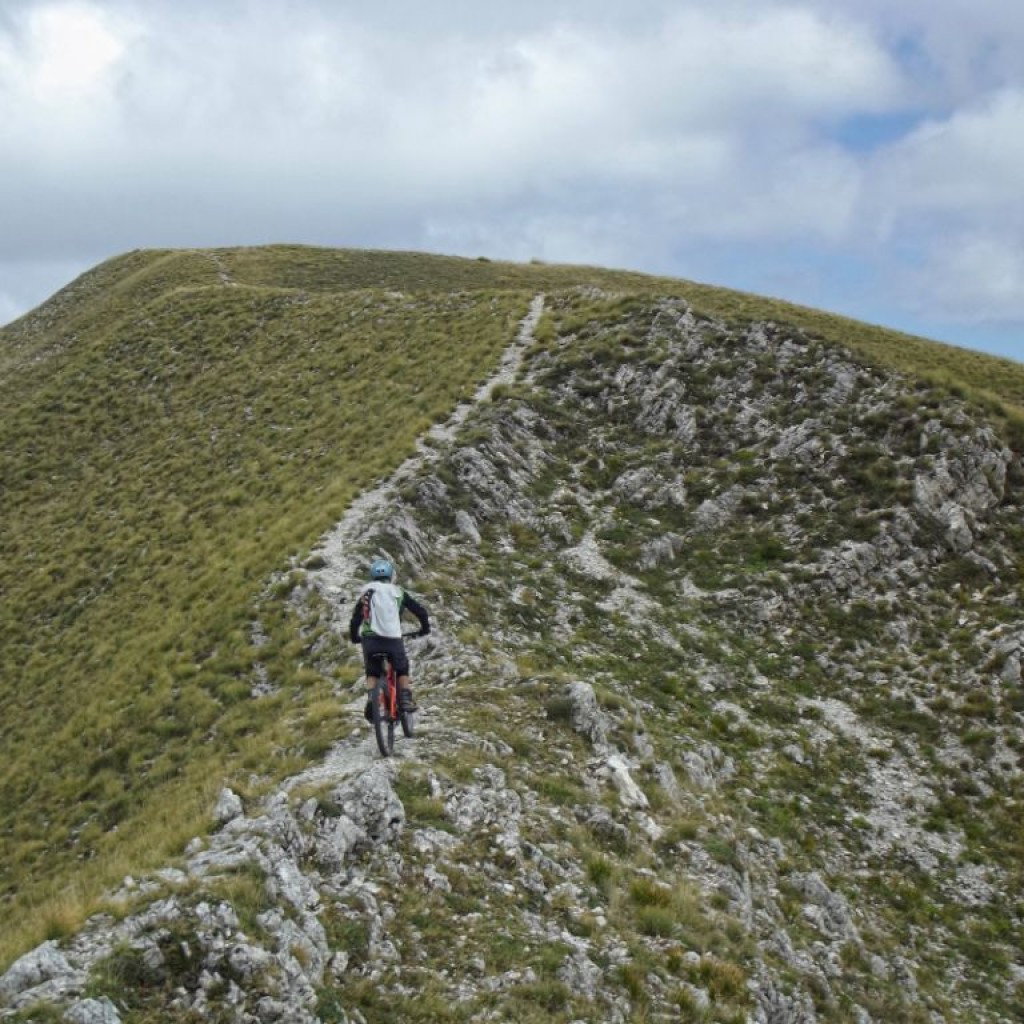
left=349, top=599, right=364, bottom=643
left=401, top=592, right=431, bottom=635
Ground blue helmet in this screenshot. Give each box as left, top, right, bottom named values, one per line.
left=369, top=558, right=394, bottom=581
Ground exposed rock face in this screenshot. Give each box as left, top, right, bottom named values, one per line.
left=912, top=422, right=1011, bottom=552
left=5, top=293, right=1023, bottom=1023
left=566, top=679, right=611, bottom=751
left=63, top=998, right=122, bottom=1024
left=0, top=942, right=81, bottom=1006
left=1, top=765, right=407, bottom=1022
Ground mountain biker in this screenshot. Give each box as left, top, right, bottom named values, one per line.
left=349, top=557, right=430, bottom=722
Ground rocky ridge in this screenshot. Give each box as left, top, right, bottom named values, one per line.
left=3, top=291, right=1022, bottom=1023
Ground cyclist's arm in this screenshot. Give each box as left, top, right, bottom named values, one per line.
left=349, top=599, right=364, bottom=643
left=401, top=592, right=431, bottom=635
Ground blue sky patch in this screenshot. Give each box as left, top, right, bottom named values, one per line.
left=830, top=111, right=924, bottom=153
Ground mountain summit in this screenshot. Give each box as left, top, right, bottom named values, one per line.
left=1, top=248, right=1022, bottom=1022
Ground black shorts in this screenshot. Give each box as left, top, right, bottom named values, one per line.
left=360, top=635, right=409, bottom=678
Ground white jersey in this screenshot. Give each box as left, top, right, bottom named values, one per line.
left=359, top=582, right=405, bottom=638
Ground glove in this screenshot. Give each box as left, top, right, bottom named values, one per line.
left=418, top=626, right=431, bottom=637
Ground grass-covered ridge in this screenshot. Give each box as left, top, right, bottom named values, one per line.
left=0, top=255, right=537, bottom=959
left=1, top=244, right=1022, bottom=969
left=10, top=245, right=1024, bottom=427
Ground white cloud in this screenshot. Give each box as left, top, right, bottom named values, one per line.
left=0, top=2, right=133, bottom=147
left=817, top=0, right=1024, bottom=102
left=874, top=89, right=1024, bottom=219
left=0, top=0, right=904, bottom=273
left=910, top=234, right=1024, bottom=323
left=0, top=1, right=125, bottom=98
left=0, top=0, right=1022, bottom=356
left=1, top=3, right=903, bottom=188
left=858, top=89, right=1024, bottom=324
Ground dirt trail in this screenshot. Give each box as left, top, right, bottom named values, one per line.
left=287, top=294, right=545, bottom=789
left=308, top=293, right=543, bottom=597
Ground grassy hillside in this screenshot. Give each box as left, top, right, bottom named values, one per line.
left=9, top=245, right=1024, bottom=421
left=0, top=255, right=534, bottom=958
left=1, top=245, right=1022, bottom=968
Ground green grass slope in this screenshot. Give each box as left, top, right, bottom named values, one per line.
left=11, top=245, right=1024, bottom=422
left=0, top=254, right=535, bottom=958
left=1, top=245, right=1021, bottom=967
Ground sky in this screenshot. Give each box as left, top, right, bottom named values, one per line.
left=1, top=0, right=1022, bottom=364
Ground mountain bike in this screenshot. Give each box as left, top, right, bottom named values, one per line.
left=368, top=633, right=420, bottom=757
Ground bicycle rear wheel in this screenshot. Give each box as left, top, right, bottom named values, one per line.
left=371, top=681, right=395, bottom=757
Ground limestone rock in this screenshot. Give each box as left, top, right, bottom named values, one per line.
left=565, top=680, right=610, bottom=750
left=63, top=998, right=122, bottom=1024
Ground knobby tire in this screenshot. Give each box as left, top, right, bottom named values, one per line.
left=371, top=680, right=394, bottom=757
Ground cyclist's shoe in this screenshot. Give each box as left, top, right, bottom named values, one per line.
left=364, top=698, right=374, bottom=722
left=399, top=689, right=418, bottom=714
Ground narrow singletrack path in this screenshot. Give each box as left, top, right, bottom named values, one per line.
left=308, top=293, right=544, bottom=593
left=287, top=294, right=546, bottom=788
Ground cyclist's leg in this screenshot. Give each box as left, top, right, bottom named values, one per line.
left=393, top=643, right=417, bottom=711
left=363, top=672, right=380, bottom=721
left=396, top=676, right=416, bottom=711
left=361, top=638, right=386, bottom=720
left=364, top=669, right=378, bottom=692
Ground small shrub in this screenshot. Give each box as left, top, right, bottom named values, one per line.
left=586, top=853, right=615, bottom=894
left=638, top=905, right=677, bottom=937
left=696, top=956, right=748, bottom=1002
left=544, top=694, right=575, bottom=723
left=629, top=876, right=668, bottom=907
